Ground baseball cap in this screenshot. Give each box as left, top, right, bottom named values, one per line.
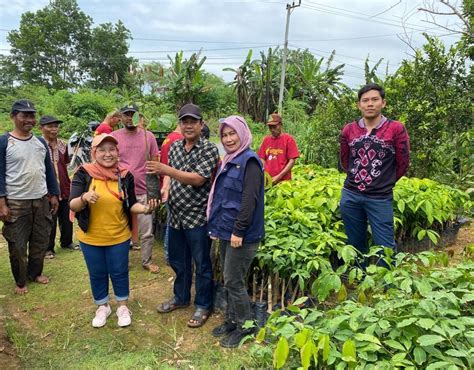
left=39, top=115, right=63, bottom=126
left=178, top=103, right=202, bottom=120
left=120, top=104, right=139, bottom=114
left=92, top=134, right=118, bottom=148
left=11, top=99, right=36, bottom=113
left=267, top=113, right=282, bottom=126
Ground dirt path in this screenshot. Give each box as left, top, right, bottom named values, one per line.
left=445, top=222, right=473, bottom=263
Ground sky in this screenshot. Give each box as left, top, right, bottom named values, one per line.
left=0, top=0, right=465, bottom=88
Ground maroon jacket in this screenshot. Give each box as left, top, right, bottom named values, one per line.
left=339, top=117, right=410, bottom=198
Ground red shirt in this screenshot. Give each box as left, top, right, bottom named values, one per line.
left=339, top=118, right=410, bottom=197
left=160, top=131, right=184, bottom=188
left=258, top=133, right=299, bottom=181
left=95, top=122, right=113, bottom=135
left=160, top=131, right=184, bottom=165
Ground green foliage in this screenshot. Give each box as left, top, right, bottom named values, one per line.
left=82, top=21, right=135, bottom=90
left=225, top=48, right=281, bottom=122
left=257, top=165, right=471, bottom=298
left=384, top=36, right=473, bottom=188
left=251, top=252, right=474, bottom=369
left=0, top=0, right=133, bottom=89
left=393, top=177, right=471, bottom=243
left=299, top=92, right=357, bottom=167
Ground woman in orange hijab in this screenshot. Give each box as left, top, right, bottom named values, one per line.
left=69, top=134, right=156, bottom=328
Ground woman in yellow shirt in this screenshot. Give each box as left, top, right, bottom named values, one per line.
left=69, top=134, right=156, bottom=328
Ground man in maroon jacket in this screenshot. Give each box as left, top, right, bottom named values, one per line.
left=40, top=115, right=78, bottom=259
left=339, top=83, right=410, bottom=267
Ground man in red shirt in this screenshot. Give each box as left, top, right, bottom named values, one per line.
left=339, top=83, right=410, bottom=268
left=258, top=113, right=299, bottom=184
left=95, top=111, right=123, bottom=135
left=160, top=124, right=184, bottom=185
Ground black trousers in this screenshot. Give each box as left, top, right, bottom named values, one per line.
left=219, top=239, right=259, bottom=327
left=47, top=199, right=73, bottom=252
left=3, top=197, right=53, bottom=287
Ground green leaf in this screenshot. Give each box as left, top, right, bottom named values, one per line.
left=294, top=329, right=309, bottom=348
left=384, top=339, right=406, bottom=351
left=414, top=279, right=432, bottom=297
left=318, top=334, right=330, bottom=361
left=358, top=291, right=367, bottom=304
left=391, top=352, right=407, bottom=364
left=397, top=199, right=405, bottom=213
left=397, top=317, right=417, bottom=328
left=413, top=347, right=427, bottom=365
left=293, top=296, right=308, bottom=306
left=342, top=339, right=357, bottom=363
left=444, top=349, right=466, bottom=358
left=256, top=328, right=266, bottom=343
left=416, top=318, right=436, bottom=330
left=417, top=334, right=446, bottom=346
left=354, top=333, right=381, bottom=346
left=425, top=362, right=451, bottom=370
left=427, top=230, right=439, bottom=244
left=417, top=229, right=427, bottom=240
left=337, top=284, right=347, bottom=302
left=378, top=319, right=391, bottom=331
left=273, top=337, right=289, bottom=369
left=300, top=341, right=314, bottom=370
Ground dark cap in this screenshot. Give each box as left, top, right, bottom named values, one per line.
left=267, top=113, right=282, bottom=126
left=120, top=104, right=139, bottom=114
left=11, top=99, right=36, bottom=113
left=39, top=115, right=63, bottom=126
left=178, top=103, right=202, bottom=120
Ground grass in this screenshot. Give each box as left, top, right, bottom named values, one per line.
left=0, top=234, right=257, bottom=368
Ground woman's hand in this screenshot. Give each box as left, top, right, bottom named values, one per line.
left=82, top=186, right=100, bottom=204
left=230, top=234, right=243, bottom=248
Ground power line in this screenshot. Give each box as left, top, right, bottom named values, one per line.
left=127, top=44, right=279, bottom=53
left=300, top=3, right=429, bottom=32
left=304, top=0, right=426, bottom=29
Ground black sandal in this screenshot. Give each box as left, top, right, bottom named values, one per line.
left=156, top=298, right=189, bottom=313
left=187, top=308, right=211, bottom=328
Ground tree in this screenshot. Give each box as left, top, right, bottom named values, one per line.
left=286, top=49, right=346, bottom=114
left=3, top=0, right=92, bottom=89
left=82, top=21, right=135, bottom=90
left=384, top=35, right=472, bottom=183
left=0, top=0, right=134, bottom=90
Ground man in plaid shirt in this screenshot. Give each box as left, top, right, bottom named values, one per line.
left=146, top=103, right=219, bottom=328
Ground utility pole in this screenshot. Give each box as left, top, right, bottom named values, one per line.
left=277, top=0, right=301, bottom=114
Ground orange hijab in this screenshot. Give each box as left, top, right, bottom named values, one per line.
left=71, top=145, right=138, bottom=240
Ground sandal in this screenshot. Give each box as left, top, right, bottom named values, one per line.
left=187, top=308, right=211, bottom=328
left=157, top=298, right=189, bottom=313
left=143, top=263, right=159, bottom=274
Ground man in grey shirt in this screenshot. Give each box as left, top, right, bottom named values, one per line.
left=0, top=100, right=59, bottom=295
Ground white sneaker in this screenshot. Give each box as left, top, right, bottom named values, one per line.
left=92, top=304, right=111, bottom=328
left=116, top=305, right=132, bottom=327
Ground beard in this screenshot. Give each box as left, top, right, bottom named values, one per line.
left=125, top=124, right=137, bottom=131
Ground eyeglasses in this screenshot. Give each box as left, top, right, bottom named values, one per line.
left=96, top=147, right=118, bottom=154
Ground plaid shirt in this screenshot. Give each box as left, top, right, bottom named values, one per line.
left=168, top=138, right=219, bottom=229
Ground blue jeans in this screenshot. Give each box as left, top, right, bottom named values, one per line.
left=340, top=188, right=395, bottom=267
left=168, top=225, right=213, bottom=309
left=80, top=239, right=130, bottom=305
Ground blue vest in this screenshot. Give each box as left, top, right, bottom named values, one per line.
left=208, top=149, right=264, bottom=243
